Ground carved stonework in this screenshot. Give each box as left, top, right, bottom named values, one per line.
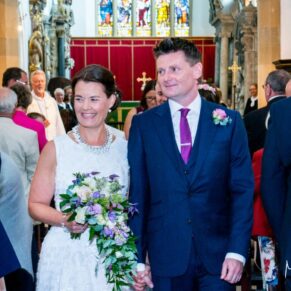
left=29, top=0, right=47, bottom=73
left=29, top=0, right=74, bottom=78
left=209, top=0, right=257, bottom=112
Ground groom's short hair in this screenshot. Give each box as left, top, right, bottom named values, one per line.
left=153, top=37, right=201, bottom=65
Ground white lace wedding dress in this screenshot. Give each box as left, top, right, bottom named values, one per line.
left=36, top=132, right=129, bottom=291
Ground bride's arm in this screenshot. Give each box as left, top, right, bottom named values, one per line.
left=29, top=141, right=87, bottom=234
left=28, top=141, right=63, bottom=226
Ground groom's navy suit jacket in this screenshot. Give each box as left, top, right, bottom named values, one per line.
left=261, top=98, right=291, bottom=274
left=128, top=99, right=254, bottom=277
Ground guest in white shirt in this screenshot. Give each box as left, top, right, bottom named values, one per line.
left=27, top=70, right=65, bottom=141
left=243, top=83, right=258, bottom=116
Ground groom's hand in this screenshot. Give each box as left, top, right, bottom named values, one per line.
left=220, top=258, right=243, bottom=284
left=132, top=264, right=154, bottom=291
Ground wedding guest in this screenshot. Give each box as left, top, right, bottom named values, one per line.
left=11, top=83, right=47, bottom=152
left=155, top=82, right=167, bottom=105
left=124, top=79, right=157, bottom=139
left=27, top=112, right=46, bottom=124
left=198, top=83, right=218, bottom=103
left=261, top=97, right=291, bottom=290
left=0, top=151, right=33, bottom=291
left=27, top=70, right=65, bottom=140
left=2, top=67, right=29, bottom=88
left=54, top=88, right=67, bottom=110
left=29, top=64, right=129, bottom=290
left=0, top=87, right=39, bottom=199
left=243, top=83, right=258, bottom=116
left=244, top=70, right=290, bottom=157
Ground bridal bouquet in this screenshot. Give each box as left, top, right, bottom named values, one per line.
left=59, top=172, right=138, bottom=291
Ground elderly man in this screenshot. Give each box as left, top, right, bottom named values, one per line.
left=244, top=69, right=290, bottom=157
left=0, top=87, right=39, bottom=199
left=27, top=70, right=65, bottom=140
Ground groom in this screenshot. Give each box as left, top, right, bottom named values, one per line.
left=128, top=38, right=254, bottom=290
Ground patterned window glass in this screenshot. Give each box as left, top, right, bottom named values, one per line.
left=136, top=0, right=151, bottom=36
left=174, top=0, right=189, bottom=36
left=156, top=0, right=170, bottom=37
left=117, top=0, right=132, bottom=36
left=98, top=0, right=113, bottom=36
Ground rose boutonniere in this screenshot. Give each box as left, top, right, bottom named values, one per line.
left=212, top=109, right=232, bottom=126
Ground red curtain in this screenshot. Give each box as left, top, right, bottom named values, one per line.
left=71, top=37, right=215, bottom=101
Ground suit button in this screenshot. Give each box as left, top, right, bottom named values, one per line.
left=187, top=219, right=192, bottom=224
left=184, top=170, right=189, bottom=175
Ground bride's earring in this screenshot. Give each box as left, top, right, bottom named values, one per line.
left=108, top=109, right=112, bottom=113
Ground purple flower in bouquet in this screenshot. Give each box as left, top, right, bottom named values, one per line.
left=72, top=177, right=81, bottom=185
left=120, top=229, right=129, bottom=239
left=71, top=196, right=81, bottom=207
left=103, top=226, right=114, bottom=238
left=109, top=174, right=119, bottom=181
left=108, top=211, right=116, bottom=222
left=115, top=235, right=126, bottom=246
left=91, top=171, right=100, bottom=175
left=92, top=191, right=101, bottom=198
left=87, top=204, right=102, bottom=215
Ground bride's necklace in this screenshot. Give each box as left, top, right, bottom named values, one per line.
left=72, top=125, right=113, bottom=154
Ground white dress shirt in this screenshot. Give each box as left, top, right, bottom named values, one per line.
left=168, top=95, right=201, bottom=151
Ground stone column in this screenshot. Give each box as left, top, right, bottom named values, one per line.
left=273, top=0, right=291, bottom=73
left=56, top=24, right=65, bottom=77
left=241, top=31, right=257, bottom=102
left=257, top=0, right=280, bottom=107
left=237, top=2, right=257, bottom=107
left=0, top=0, right=19, bottom=84
left=132, top=0, right=137, bottom=36
left=219, top=30, right=231, bottom=104
left=214, top=35, right=220, bottom=86
left=152, top=0, right=157, bottom=36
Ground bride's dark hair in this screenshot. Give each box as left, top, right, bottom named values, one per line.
left=71, top=64, right=122, bottom=111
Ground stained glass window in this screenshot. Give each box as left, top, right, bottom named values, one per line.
left=174, top=0, right=189, bottom=36
left=98, top=0, right=113, bottom=36
left=136, top=0, right=151, bottom=36
left=117, top=0, right=132, bottom=36
left=96, top=0, right=192, bottom=37
left=156, top=0, right=170, bottom=36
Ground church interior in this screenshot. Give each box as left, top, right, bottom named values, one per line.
left=1, top=0, right=291, bottom=290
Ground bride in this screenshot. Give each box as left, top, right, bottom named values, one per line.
left=29, top=64, right=129, bottom=290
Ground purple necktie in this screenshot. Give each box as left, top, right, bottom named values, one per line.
left=179, top=108, right=192, bottom=164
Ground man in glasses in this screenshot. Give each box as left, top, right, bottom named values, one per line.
left=244, top=69, right=290, bottom=157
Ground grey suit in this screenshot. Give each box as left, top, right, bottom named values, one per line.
left=0, top=117, right=39, bottom=199
left=0, top=151, right=33, bottom=276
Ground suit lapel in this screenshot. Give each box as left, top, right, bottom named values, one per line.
left=187, top=100, right=217, bottom=184
left=153, top=103, right=186, bottom=174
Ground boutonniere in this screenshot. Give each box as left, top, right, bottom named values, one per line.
left=212, top=109, right=232, bottom=126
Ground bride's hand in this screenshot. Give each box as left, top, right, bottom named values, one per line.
left=65, top=221, right=88, bottom=233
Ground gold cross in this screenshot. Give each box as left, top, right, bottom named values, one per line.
left=137, top=72, right=152, bottom=90
left=228, top=61, right=241, bottom=73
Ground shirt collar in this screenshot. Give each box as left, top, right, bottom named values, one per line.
left=32, top=90, right=49, bottom=101
left=168, top=94, right=201, bottom=118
